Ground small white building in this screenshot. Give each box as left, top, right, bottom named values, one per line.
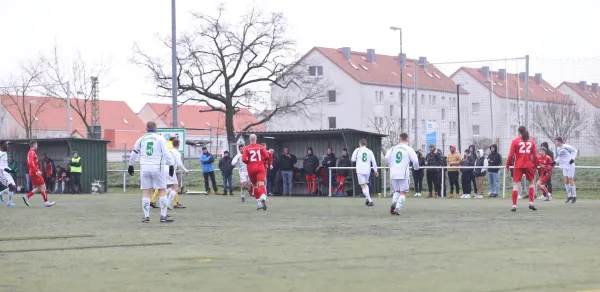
left=268, top=47, right=463, bottom=153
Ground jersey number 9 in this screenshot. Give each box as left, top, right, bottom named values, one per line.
left=396, top=151, right=403, bottom=163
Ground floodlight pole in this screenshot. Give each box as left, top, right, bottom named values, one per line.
left=171, top=0, right=178, bottom=128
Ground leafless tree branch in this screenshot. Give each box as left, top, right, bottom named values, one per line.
left=532, top=99, right=588, bottom=142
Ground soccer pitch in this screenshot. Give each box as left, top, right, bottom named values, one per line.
left=1, top=195, right=600, bottom=292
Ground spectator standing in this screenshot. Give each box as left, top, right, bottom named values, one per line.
left=7, top=155, right=18, bottom=182
left=540, top=142, right=554, bottom=194
left=55, top=166, right=68, bottom=193
left=425, top=144, right=442, bottom=198
left=322, top=147, right=337, bottom=195
left=200, top=147, right=219, bottom=195
left=280, top=147, right=297, bottom=196
left=473, top=149, right=488, bottom=199
left=267, top=149, right=280, bottom=196
left=468, top=145, right=478, bottom=194
left=460, top=149, right=474, bottom=198
left=487, top=144, right=502, bottom=198
left=42, top=153, right=55, bottom=192
left=335, top=148, right=351, bottom=196
left=218, top=150, right=234, bottom=196
left=446, top=145, right=461, bottom=198
left=70, top=151, right=82, bottom=194
left=303, top=147, right=319, bottom=196
left=412, top=150, right=425, bottom=197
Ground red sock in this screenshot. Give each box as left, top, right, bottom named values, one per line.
left=253, top=187, right=261, bottom=200
left=307, top=183, right=311, bottom=193
left=529, top=187, right=535, bottom=203
left=512, top=190, right=518, bottom=205
left=26, top=191, right=34, bottom=198
left=41, top=191, right=48, bottom=202
left=540, top=185, right=549, bottom=195
left=259, top=185, right=267, bottom=197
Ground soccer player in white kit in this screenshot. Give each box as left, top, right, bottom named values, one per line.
left=128, top=122, right=175, bottom=223
left=385, top=133, right=420, bottom=215
left=231, top=144, right=249, bottom=203
left=165, top=139, right=188, bottom=209
left=553, top=137, right=578, bottom=203
left=0, top=141, right=17, bottom=207
left=351, top=139, right=378, bottom=206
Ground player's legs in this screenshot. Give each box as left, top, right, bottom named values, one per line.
left=390, top=179, right=408, bottom=215
left=524, top=169, right=537, bottom=210
left=511, top=168, right=524, bottom=210
left=358, top=174, right=373, bottom=205
left=240, top=175, right=248, bottom=202
left=151, top=189, right=159, bottom=204
left=140, top=171, right=153, bottom=221
left=152, top=171, right=172, bottom=221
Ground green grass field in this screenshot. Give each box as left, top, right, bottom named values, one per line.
left=1, top=195, right=600, bottom=292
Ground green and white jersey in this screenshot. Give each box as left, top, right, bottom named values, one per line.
left=351, top=146, right=377, bottom=175
left=385, top=143, right=419, bottom=180
left=130, top=132, right=173, bottom=172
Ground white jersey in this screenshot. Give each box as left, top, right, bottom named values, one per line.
left=351, top=146, right=377, bottom=175
left=130, top=132, right=173, bottom=172
left=0, top=151, right=8, bottom=170
left=231, top=153, right=248, bottom=173
left=555, top=144, right=578, bottom=167
left=385, top=143, right=419, bottom=180
left=168, top=148, right=187, bottom=172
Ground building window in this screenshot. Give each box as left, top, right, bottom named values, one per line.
left=401, top=93, right=406, bottom=105
left=412, top=93, right=416, bottom=105
left=421, top=94, right=425, bottom=107
left=441, top=109, right=446, bottom=120
left=432, top=96, right=436, bottom=107
left=390, top=92, right=394, bottom=100
left=328, top=90, right=336, bottom=103
left=421, top=119, right=426, bottom=133
left=328, top=117, right=336, bottom=129
left=428, top=95, right=432, bottom=105
left=375, top=91, right=383, bottom=104
left=472, top=102, right=480, bottom=114
left=511, top=103, right=517, bottom=111
left=473, top=125, right=480, bottom=136
left=401, top=118, right=407, bottom=129
left=309, top=66, right=323, bottom=77
left=375, top=116, right=383, bottom=127
left=389, top=105, right=394, bottom=116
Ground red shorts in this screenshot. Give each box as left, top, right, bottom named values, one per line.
left=336, top=176, right=346, bottom=184
left=513, top=168, right=535, bottom=182
left=538, top=173, right=551, bottom=184
left=305, top=174, right=316, bottom=182
left=248, top=170, right=266, bottom=185
left=29, top=172, right=45, bottom=187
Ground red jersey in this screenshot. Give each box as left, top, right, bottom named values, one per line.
left=537, top=155, right=554, bottom=175
left=507, top=137, right=538, bottom=169
left=263, top=151, right=272, bottom=171
left=27, top=149, right=40, bottom=174
left=242, top=143, right=272, bottom=172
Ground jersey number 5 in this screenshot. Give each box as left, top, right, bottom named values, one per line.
left=146, top=142, right=154, bottom=156
left=395, top=151, right=403, bottom=163
left=361, top=152, right=367, bottom=162
left=250, top=150, right=261, bottom=162
left=518, top=141, right=532, bottom=154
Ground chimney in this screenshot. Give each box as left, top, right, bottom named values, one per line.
left=480, top=66, right=490, bottom=78
left=418, top=57, right=427, bottom=67
left=340, top=47, right=351, bottom=60
left=535, top=73, right=542, bottom=85
left=519, top=72, right=527, bottom=82
left=366, top=49, right=375, bottom=63
left=592, top=82, right=599, bottom=93
left=399, top=53, right=407, bottom=67
left=579, top=81, right=587, bottom=91
left=498, top=69, right=507, bottom=80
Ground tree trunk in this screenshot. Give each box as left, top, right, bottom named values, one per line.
left=225, top=105, right=236, bottom=151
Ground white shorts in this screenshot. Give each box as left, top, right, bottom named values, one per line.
left=357, top=173, right=370, bottom=185
left=562, top=165, right=575, bottom=178
left=140, top=171, right=167, bottom=190
left=164, top=171, right=179, bottom=185
left=0, top=172, right=15, bottom=187
left=391, top=179, right=410, bottom=193
left=239, top=171, right=249, bottom=183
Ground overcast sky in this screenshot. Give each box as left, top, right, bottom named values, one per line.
left=2, top=0, right=599, bottom=112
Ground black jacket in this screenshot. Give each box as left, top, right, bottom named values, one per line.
left=425, top=150, right=442, bottom=167
left=336, top=155, right=351, bottom=176
left=322, top=153, right=337, bottom=169
left=487, top=144, right=502, bottom=173
left=412, top=156, right=425, bottom=175
left=460, top=157, right=474, bottom=174
left=303, top=154, right=319, bottom=175
left=218, top=156, right=234, bottom=177
left=280, top=153, right=297, bottom=171
left=268, top=157, right=280, bottom=178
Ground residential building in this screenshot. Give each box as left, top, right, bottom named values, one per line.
left=267, top=46, right=464, bottom=153
left=137, top=102, right=264, bottom=157
left=557, top=81, right=600, bottom=156
left=451, top=67, right=571, bottom=155
left=0, top=95, right=145, bottom=161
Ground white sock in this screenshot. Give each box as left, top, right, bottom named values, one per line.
left=241, top=189, right=245, bottom=198
left=142, top=197, right=150, bottom=218
left=257, top=198, right=262, bottom=207
left=565, top=185, right=572, bottom=198
left=571, top=185, right=576, bottom=198
left=167, top=190, right=175, bottom=205
left=159, top=196, right=169, bottom=217
left=8, top=190, right=13, bottom=202
left=396, top=194, right=406, bottom=211
left=392, top=192, right=400, bottom=205
left=362, top=186, right=372, bottom=203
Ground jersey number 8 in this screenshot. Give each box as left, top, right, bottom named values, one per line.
left=361, top=152, right=367, bottom=162
left=250, top=150, right=262, bottom=162
left=518, top=141, right=532, bottom=154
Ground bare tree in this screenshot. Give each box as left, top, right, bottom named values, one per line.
left=532, top=100, right=588, bottom=142
left=0, top=58, right=51, bottom=139
left=590, top=114, right=600, bottom=146
left=42, top=45, right=110, bottom=136
left=133, top=5, right=328, bottom=146
left=471, top=137, right=493, bottom=154
left=366, top=116, right=400, bottom=155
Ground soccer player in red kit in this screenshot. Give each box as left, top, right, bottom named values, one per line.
left=242, top=134, right=272, bottom=210
left=22, top=140, right=56, bottom=207
left=506, top=126, right=538, bottom=212
left=536, top=147, right=554, bottom=201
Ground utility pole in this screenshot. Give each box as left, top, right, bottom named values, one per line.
left=390, top=26, right=404, bottom=131
left=524, top=55, right=530, bottom=128
left=171, top=0, right=178, bottom=128
left=456, top=84, right=462, bottom=152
